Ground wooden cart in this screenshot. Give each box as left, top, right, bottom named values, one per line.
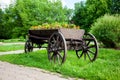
left=25, top=28, right=98, bottom=64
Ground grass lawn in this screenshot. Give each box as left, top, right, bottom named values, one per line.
left=0, top=44, right=24, bottom=52
left=0, top=48, right=120, bottom=80
left=0, top=39, right=25, bottom=43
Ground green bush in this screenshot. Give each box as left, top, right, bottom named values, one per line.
left=90, top=14, right=120, bottom=48
left=12, top=26, right=29, bottom=38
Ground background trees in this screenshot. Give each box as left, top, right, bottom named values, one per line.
left=72, top=0, right=120, bottom=31
left=110, top=0, right=120, bottom=14
left=72, top=1, right=88, bottom=31
left=0, top=0, right=70, bottom=38
left=0, top=9, right=4, bottom=38
left=0, top=0, right=120, bottom=40
left=71, top=0, right=120, bottom=48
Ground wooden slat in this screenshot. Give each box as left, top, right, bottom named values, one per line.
left=29, top=34, right=48, bottom=40
left=59, top=29, right=85, bottom=40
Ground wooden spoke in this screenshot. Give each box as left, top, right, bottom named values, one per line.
left=56, top=36, right=60, bottom=42
left=88, top=45, right=96, bottom=49
left=86, top=52, right=92, bottom=61
left=54, top=55, right=57, bottom=63
left=57, top=52, right=63, bottom=60
left=86, top=41, right=91, bottom=46
left=76, top=50, right=84, bottom=58
left=87, top=49, right=95, bottom=55
left=84, top=53, right=86, bottom=60
left=51, top=53, right=54, bottom=60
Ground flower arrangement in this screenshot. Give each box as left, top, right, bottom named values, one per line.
left=30, top=22, right=80, bottom=30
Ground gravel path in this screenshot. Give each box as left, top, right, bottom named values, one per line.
left=0, top=49, right=40, bottom=55
left=0, top=42, right=25, bottom=45
left=0, top=61, right=77, bottom=80
left=0, top=50, right=24, bottom=55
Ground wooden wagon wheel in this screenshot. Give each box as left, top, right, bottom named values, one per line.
left=76, top=33, right=98, bottom=61
left=24, top=40, right=33, bottom=53
left=48, top=32, right=67, bottom=64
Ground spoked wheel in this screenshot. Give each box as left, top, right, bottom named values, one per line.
left=48, top=32, right=67, bottom=64
left=76, top=33, right=98, bottom=61
left=24, top=40, right=33, bottom=53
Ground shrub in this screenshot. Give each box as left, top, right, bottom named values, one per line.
left=90, top=14, right=120, bottom=48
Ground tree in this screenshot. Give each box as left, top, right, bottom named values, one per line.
left=0, top=9, right=3, bottom=27
left=85, top=0, right=110, bottom=30
left=13, top=0, right=69, bottom=26
left=0, top=9, right=4, bottom=38
left=110, top=0, right=120, bottom=14
left=72, top=1, right=88, bottom=31
left=1, top=0, right=70, bottom=38
left=0, top=4, right=20, bottom=39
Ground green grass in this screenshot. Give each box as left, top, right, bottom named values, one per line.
left=0, top=39, right=25, bottom=43
left=0, top=48, right=120, bottom=80
left=0, top=44, right=24, bottom=52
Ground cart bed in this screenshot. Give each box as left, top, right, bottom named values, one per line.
left=29, top=28, right=85, bottom=40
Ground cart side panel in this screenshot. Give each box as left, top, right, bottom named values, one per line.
left=29, top=29, right=59, bottom=38
left=28, top=29, right=58, bottom=44
left=59, top=29, right=85, bottom=40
